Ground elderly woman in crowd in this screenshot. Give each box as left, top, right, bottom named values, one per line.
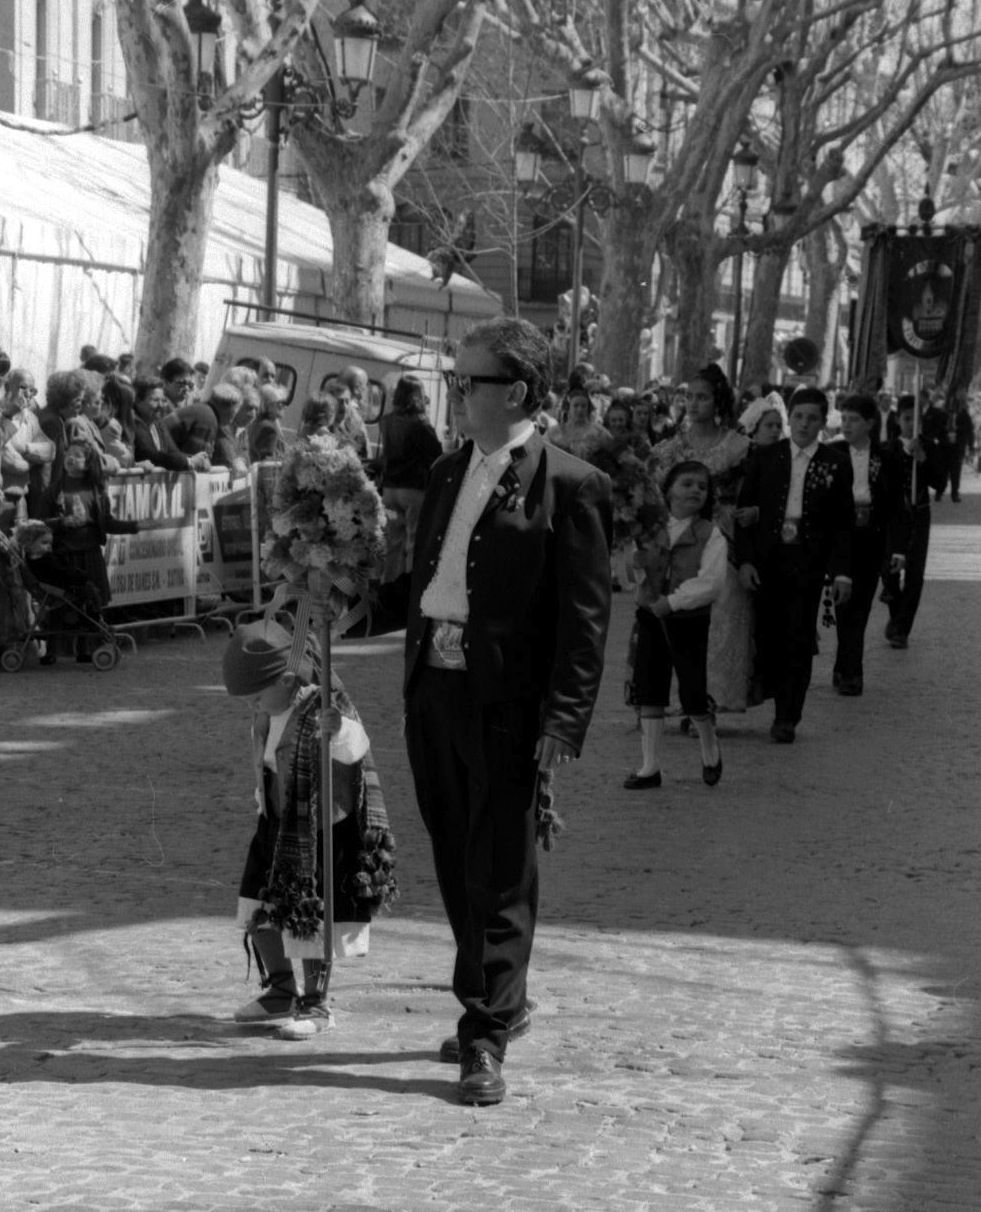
left=652, top=363, right=753, bottom=716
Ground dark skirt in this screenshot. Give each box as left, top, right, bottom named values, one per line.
left=239, top=808, right=372, bottom=926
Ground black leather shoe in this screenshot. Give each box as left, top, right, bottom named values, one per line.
left=836, top=677, right=863, bottom=696
left=623, top=770, right=662, bottom=790
left=458, top=1047, right=505, bottom=1105
left=887, top=634, right=908, bottom=649
left=770, top=721, right=796, bottom=744
left=832, top=670, right=842, bottom=690
left=439, top=1004, right=533, bottom=1064
left=702, top=750, right=722, bottom=786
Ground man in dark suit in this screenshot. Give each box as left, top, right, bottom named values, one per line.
left=402, top=317, right=612, bottom=1105
left=880, top=394, right=946, bottom=647
left=737, top=387, right=853, bottom=743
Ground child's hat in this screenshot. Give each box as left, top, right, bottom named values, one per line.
left=222, top=618, right=313, bottom=696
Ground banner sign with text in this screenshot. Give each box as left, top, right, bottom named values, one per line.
left=104, top=471, right=197, bottom=608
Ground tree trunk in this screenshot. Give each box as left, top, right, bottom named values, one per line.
left=590, top=211, right=658, bottom=387
left=804, top=222, right=847, bottom=386
left=740, top=248, right=792, bottom=391
left=295, top=133, right=396, bottom=328
left=669, top=219, right=723, bottom=381
left=135, top=153, right=219, bottom=374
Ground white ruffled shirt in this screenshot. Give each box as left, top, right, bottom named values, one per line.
left=420, top=424, right=535, bottom=622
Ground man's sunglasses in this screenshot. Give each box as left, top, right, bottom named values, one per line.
left=442, top=370, right=518, bottom=395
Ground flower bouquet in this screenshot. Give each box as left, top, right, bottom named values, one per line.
left=261, top=436, right=387, bottom=620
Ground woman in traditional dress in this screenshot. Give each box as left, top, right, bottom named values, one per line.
left=651, top=364, right=752, bottom=714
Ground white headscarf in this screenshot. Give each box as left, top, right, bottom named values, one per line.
left=738, top=391, right=788, bottom=438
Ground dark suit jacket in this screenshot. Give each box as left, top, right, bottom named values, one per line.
left=134, top=416, right=193, bottom=471
left=404, top=431, right=613, bottom=755
left=883, top=434, right=946, bottom=509
left=735, top=439, right=853, bottom=580
left=827, top=438, right=910, bottom=558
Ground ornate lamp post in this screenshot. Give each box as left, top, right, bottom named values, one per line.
left=514, top=66, right=658, bottom=377
left=729, top=141, right=759, bottom=386
left=255, top=2, right=381, bottom=314
left=183, top=0, right=222, bottom=107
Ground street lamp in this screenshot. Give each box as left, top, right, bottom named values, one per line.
left=333, top=3, right=382, bottom=94
left=183, top=0, right=222, bottom=104
left=514, top=67, right=657, bottom=378
left=729, top=141, right=759, bottom=386
left=250, top=3, right=380, bottom=314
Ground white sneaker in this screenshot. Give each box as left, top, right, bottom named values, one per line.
left=233, top=987, right=296, bottom=1026
left=275, top=999, right=335, bottom=1040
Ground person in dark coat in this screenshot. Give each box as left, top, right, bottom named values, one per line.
left=828, top=394, right=910, bottom=696
left=736, top=386, right=854, bottom=743
left=880, top=394, right=947, bottom=647
left=391, top=317, right=613, bottom=1105
left=132, top=377, right=210, bottom=473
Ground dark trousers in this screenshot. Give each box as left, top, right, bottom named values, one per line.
left=755, top=547, right=825, bottom=726
left=834, top=528, right=885, bottom=682
left=405, top=667, right=540, bottom=1062
left=950, top=442, right=969, bottom=498
left=884, top=506, right=930, bottom=638
left=633, top=608, right=710, bottom=715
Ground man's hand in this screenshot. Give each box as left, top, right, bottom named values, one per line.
left=535, top=734, right=577, bottom=772
left=733, top=505, right=759, bottom=527
left=322, top=707, right=343, bottom=739
left=832, top=576, right=852, bottom=605
left=649, top=595, right=672, bottom=619
left=739, top=563, right=760, bottom=591
left=888, top=554, right=907, bottom=573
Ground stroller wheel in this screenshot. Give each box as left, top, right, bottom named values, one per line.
left=1, top=648, right=24, bottom=673
left=91, top=644, right=120, bottom=672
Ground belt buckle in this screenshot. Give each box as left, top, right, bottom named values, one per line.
left=780, top=518, right=800, bottom=544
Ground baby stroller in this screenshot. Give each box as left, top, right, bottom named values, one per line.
left=0, top=529, right=123, bottom=673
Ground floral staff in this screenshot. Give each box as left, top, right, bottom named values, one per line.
left=260, top=435, right=387, bottom=982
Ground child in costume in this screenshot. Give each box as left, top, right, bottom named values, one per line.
left=625, top=460, right=727, bottom=789
left=222, top=618, right=397, bottom=1037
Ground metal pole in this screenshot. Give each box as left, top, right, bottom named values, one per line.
left=262, top=70, right=283, bottom=318
left=319, top=615, right=334, bottom=987
left=569, top=133, right=586, bottom=379
left=729, top=190, right=746, bottom=387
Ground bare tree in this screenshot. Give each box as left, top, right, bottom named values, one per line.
left=286, top=1, right=488, bottom=326
left=116, top=0, right=319, bottom=373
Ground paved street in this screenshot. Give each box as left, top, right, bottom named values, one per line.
left=2, top=476, right=980, bottom=1212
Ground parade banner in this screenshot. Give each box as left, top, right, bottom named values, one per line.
left=104, top=470, right=197, bottom=609
left=886, top=233, right=962, bottom=360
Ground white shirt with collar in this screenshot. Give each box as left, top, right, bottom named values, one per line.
left=784, top=439, right=820, bottom=520
left=849, top=443, right=872, bottom=504
left=420, top=422, right=536, bottom=623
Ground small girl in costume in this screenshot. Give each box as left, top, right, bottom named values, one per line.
left=222, top=618, right=397, bottom=1038
left=38, top=442, right=139, bottom=660
left=625, top=460, right=727, bottom=789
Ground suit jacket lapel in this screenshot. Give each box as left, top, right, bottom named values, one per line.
left=478, top=431, right=542, bottom=522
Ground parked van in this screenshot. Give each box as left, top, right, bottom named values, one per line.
left=205, top=313, right=454, bottom=451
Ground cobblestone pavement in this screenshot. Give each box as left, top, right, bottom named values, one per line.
left=2, top=478, right=980, bottom=1212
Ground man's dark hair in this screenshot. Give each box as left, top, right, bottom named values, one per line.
left=838, top=393, right=878, bottom=424
left=461, top=317, right=553, bottom=415
left=896, top=394, right=916, bottom=413
left=83, top=354, right=117, bottom=376
left=160, top=357, right=195, bottom=383
left=788, top=385, right=829, bottom=420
